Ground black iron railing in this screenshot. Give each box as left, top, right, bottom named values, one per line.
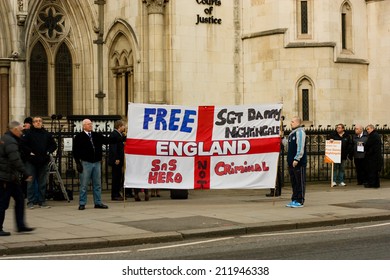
left=47, top=119, right=390, bottom=193
left=280, top=126, right=390, bottom=183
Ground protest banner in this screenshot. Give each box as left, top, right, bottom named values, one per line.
left=324, top=140, right=341, bottom=164
left=124, top=103, right=282, bottom=189
left=324, top=139, right=342, bottom=188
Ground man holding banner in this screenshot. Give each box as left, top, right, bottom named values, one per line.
left=285, top=116, right=307, bottom=208
left=328, top=124, right=352, bottom=187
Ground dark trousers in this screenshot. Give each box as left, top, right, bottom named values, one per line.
left=111, top=164, right=123, bottom=199
left=354, top=158, right=367, bottom=184
left=366, top=166, right=380, bottom=188
left=0, top=180, right=26, bottom=231
left=288, top=165, right=306, bottom=204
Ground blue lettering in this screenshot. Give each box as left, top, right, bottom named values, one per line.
left=143, top=108, right=156, bottom=129
left=155, top=108, right=168, bottom=130
left=169, top=109, right=181, bottom=131
left=143, top=107, right=197, bottom=133
left=181, top=110, right=196, bottom=133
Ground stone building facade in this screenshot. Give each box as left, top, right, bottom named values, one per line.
left=0, top=0, right=389, bottom=134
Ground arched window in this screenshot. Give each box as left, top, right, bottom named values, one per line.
left=297, top=0, right=312, bottom=39
left=341, top=2, right=352, bottom=51
left=55, top=43, right=73, bottom=116
left=297, top=78, right=313, bottom=123
left=30, top=41, right=48, bottom=116
left=109, top=32, right=134, bottom=116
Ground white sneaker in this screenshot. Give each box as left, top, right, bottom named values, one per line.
left=339, top=182, right=346, bottom=186
left=332, top=182, right=337, bottom=187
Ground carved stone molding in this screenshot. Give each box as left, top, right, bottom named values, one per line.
left=18, top=0, right=24, bottom=12
left=17, top=0, right=27, bottom=26
left=142, top=0, right=169, bottom=14
left=36, top=4, right=70, bottom=42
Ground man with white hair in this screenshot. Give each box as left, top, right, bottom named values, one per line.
left=351, top=124, right=368, bottom=185
left=73, top=119, right=113, bottom=210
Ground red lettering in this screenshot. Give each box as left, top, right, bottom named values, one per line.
left=168, top=159, right=177, bottom=171
left=157, top=172, right=166, bottom=183
left=148, top=171, right=158, bottom=183
left=148, top=171, right=182, bottom=184
left=214, top=161, right=269, bottom=176
left=151, top=159, right=161, bottom=171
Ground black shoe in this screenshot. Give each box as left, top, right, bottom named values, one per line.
left=266, top=192, right=280, bottom=197
left=94, top=204, right=108, bottom=209
left=111, top=196, right=124, bottom=201
left=78, top=205, right=86, bottom=210
left=18, top=227, right=35, bottom=233
left=0, top=230, right=11, bottom=236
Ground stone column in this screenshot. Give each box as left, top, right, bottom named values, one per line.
left=94, top=0, right=106, bottom=114
left=143, top=0, right=168, bottom=104
left=0, top=61, right=10, bottom=135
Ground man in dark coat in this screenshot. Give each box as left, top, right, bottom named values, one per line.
left=73, top=119, right=115, bottom=210
left=108, top=120, right=126, bottom=200
left=351, top=124, right=368, bottom=185
left=22, top=116, right=57, bottom=208
left=0, top=121, right=34, bottom=236
left=364, top=124, right=383, bottom=188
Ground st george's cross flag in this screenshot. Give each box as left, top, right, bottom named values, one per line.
left=124, top=103, right=282, bottom=189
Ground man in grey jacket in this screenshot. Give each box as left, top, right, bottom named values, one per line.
left=0, top=121, right=34, bottom=236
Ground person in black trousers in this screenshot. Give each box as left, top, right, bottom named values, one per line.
left=108, top=120, right=126, bottom=200
left=351, top=124, right=368, bottom=185
left=364, top=124, right=383, bottom=188
left=0, top=121, right=34, bottom=236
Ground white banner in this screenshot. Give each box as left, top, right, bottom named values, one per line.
left=124, top=103, right=282, bottom=189
left=324, top=140, right=341, bottom=164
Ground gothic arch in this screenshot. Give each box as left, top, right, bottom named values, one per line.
left=295, top=75, right=315, bottom=124
left=0, top=0, right=14, bottom=57
left=106, top=20, right=141, bottom=115
left=340, top=0, right=353, bottom=52
left=25, top=0, right=97, bottom=115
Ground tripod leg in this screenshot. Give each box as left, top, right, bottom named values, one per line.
left=50, top=155, right=70, bottom=202
left=55, top=167, right=70, bottom=202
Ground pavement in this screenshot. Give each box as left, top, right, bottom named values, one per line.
left=1, top=180, right=390, bottom=256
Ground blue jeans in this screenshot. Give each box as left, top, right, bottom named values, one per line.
left=333, top=160, right=346, bottom=184
left=79, top=161, right=103, bottom=206
left=26, top=162, right=49, bottom=205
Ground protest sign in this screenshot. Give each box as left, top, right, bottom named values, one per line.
left=124, top=103, right=282, bottom=189
left=324, top=140, right=341, bottom=164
